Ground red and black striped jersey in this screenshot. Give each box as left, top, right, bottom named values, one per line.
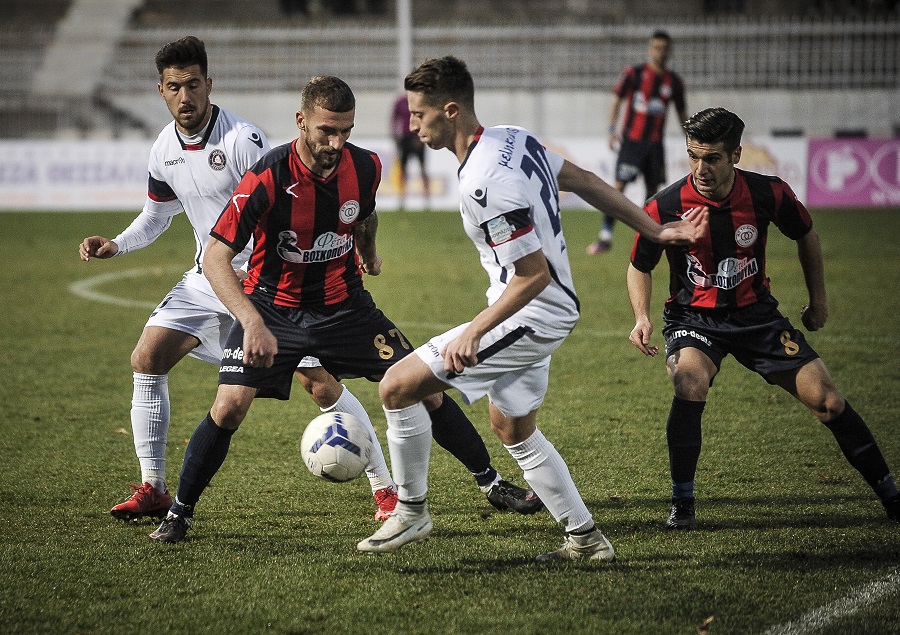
left=630, top=168, right=813, bottom=310
left=211, top=140, right=381, bottom=308
left=614, top=63, right=685, bottom=144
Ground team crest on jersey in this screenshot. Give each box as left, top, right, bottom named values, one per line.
left=208, top=149, right=227, bottom=171
left=487, top=215, right=514, bottom=245
left=339, top=200, right=360, bottom=224
left=735, top=224, right=758, bottom=247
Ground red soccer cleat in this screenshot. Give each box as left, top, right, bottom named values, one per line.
left=110, top=482, right=173, bottom=520
left=373, top=486, right=398, bottom=521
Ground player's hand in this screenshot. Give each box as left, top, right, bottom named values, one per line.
left=800, top=302, right=827, bottom=331
left=608, top=132, right=621, bottom=151
left=629, top=318, right=659, bottom=356
left=658, top=206, right=709, bottom=246
left=79, top=236, right=119, bottom=261
left=242, top=323, right=278, bottom=368
left=361, top=254, right=382, bottom=276
left=442, top=329, right=481, bottom=374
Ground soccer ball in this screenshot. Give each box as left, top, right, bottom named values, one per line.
left=300, top=412, right=372, bottom=482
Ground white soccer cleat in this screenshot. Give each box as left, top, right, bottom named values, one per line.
left=535, top=528, right=616, bottom=563
left=357, top=501, right=432, bottom=553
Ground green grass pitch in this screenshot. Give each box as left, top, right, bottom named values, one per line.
left=0, top=208, right=897, bottom=634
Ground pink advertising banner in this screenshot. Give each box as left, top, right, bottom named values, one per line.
left=807, top=138, right=900, bottom=207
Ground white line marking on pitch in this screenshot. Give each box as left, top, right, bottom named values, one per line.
left=69, top=266, right=183, bottom=309
left=761, top=567, right=900, bottom=635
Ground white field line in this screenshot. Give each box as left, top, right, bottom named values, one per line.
left=761, top=567, right=900, bottom=635
left=68, top=266, right=183, bottom=309
left=67, top=268, right=898, bottom=346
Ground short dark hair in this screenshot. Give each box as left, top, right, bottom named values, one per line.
left=683, top=108, right=745, bottom=153
left=300, top=75, right=356, bottom=113
left=155, top=36, right=208, bottom=78
left=404, top=56, right=475, bottom=110
left=651, top=30, right=672, bottom=42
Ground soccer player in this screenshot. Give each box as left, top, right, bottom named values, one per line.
left=149, top=75, right=538, bottom=544
left=627, top=107, right=899, bottom=529
left=79, top=36, right=400, bottom=522
left=587, top=30, right=687, bottom=255
left=357, top=56, right=708, bottom=561
left=390, top=92, right=430, bottom=210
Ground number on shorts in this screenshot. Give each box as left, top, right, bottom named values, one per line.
left=780, top=330, right=800, bottom=356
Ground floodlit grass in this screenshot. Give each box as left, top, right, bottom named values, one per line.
left=0, top=208, right=897, bottom=634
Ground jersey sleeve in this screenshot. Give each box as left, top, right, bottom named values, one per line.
left=613, top=66, right=635, bottom=98
left=461, top=176, right=541, bottom=267
left=114, top=148, right=183, bottom=255
left=771, top=178, right=813, bottom=240
left=232, top=124, right=272, bottom=174
left=211, top=169, right=272, bottom=252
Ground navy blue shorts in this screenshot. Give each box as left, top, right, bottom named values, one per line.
left=662, top=298, right=820, bottom=382
left=219, top=289, right=415, bottom=399
left=615, top=139, right=665, bottom=190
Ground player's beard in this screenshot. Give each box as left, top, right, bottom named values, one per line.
left=307, top=139, right=340, bottom=170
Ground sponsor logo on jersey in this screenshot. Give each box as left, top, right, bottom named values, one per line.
left=734, top=224, right=758, bottom=247
left=248, top=132, right=263, bottom=148
left=277, top=230, right=354, bottom=263
left=339, top=199, right=361, bottom=224
left=667, top=328, right=712, bottom=347
left=164, top=157, right=185, bottom=167
left=487, top=215, right=514, bottom=245
left=686, top=253, right=758, bottom=290
left=470, top=187, right=488, bottom=208
left=209, top=149, right=227, bottom=171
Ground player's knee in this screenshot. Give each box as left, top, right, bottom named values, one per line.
left=808, top=389, right=846, bottom=422
left=670, top=369, right=710, bottom=401
left=379, top=366, right=412, bottom=410
left=130, top=346, right=161, bottom=375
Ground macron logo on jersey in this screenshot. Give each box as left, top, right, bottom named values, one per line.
left=164, top=157, right=185, bottom=167
left=470, top=187, right=488, bottom=208
left=248, top=132, right=263, bottom=148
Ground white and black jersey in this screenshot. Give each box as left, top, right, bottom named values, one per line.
left=458, top=125, right=579, bottom=338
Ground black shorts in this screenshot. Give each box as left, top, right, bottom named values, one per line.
left=396, top=135, right=425, bottom=166
left=662, top=298, right=820, bottom=382
left=615, top=139, right=665, bottom=190
left=219, top=289, right=414, bottom=399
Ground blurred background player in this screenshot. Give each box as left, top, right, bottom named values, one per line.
left=627, top=107, right=899, bottom=529
left=390, top=91, right=430, bottom=210
left=79, top=36, right=400, bottom=523
left=587, top=30, right=687, bottom=255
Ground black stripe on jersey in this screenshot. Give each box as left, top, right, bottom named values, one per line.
left=174, top=105, right=220, bottom=151
left=147, top=174, right=176, bottom=201
left=743, top=172, right=777, bottom=303
left=445, top=325, right=535, bottom=379
left=708, top=200, right=741, bottom=308
left=479, top=207, right=533, bottom=248
left=547, top=259, right=580, bottom=313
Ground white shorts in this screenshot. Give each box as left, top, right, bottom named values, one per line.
left=415, top=321, right=565, bottom=418
left=145, top=277, right=322, bottom=369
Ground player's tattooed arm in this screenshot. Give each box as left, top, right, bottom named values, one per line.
left=354, top=212, right=382, bottom=276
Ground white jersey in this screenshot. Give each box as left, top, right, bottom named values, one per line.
left=114, top=105, right=270, bottom=296
left=458, top=125, right=579, bottom=338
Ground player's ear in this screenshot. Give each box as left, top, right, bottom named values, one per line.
left=732, top=146, right=742, bottom=165
left=206, top=76, right=213, bottom=95
left=444, top=101, right=460, bottom=121
left=296, top=111, right=305, bottom=132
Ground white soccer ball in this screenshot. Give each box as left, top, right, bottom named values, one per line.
left=300, top=411, right=372, bottom=482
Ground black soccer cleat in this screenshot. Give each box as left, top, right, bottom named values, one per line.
left=486, top=479, right=544, bottom=515
left=665, top=497, right=697, bottom=530
left=149, top=512, right=192, bottom=543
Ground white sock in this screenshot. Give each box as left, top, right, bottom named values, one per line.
left=322, top=385, right=393, bottom=493
left=131, top=372, right=169, bottom=492
left=505, top=428, right=593, bottom=534
left=384, top=403, right=432, bottom=503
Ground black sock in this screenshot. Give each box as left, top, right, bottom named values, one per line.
left=171, top=413, right=237, bottom=517
left=824, top=401, right=892, bottom=493
left=428, top=393, right=495, bottom=485
left=667, top=396, right=705, bottom=492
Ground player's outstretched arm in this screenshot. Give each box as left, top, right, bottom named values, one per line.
left=626, top=264, right=659, bottom=357
left=557, top=160, right=708, bottom=245
left=79, top=236, right=119, bottom=261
